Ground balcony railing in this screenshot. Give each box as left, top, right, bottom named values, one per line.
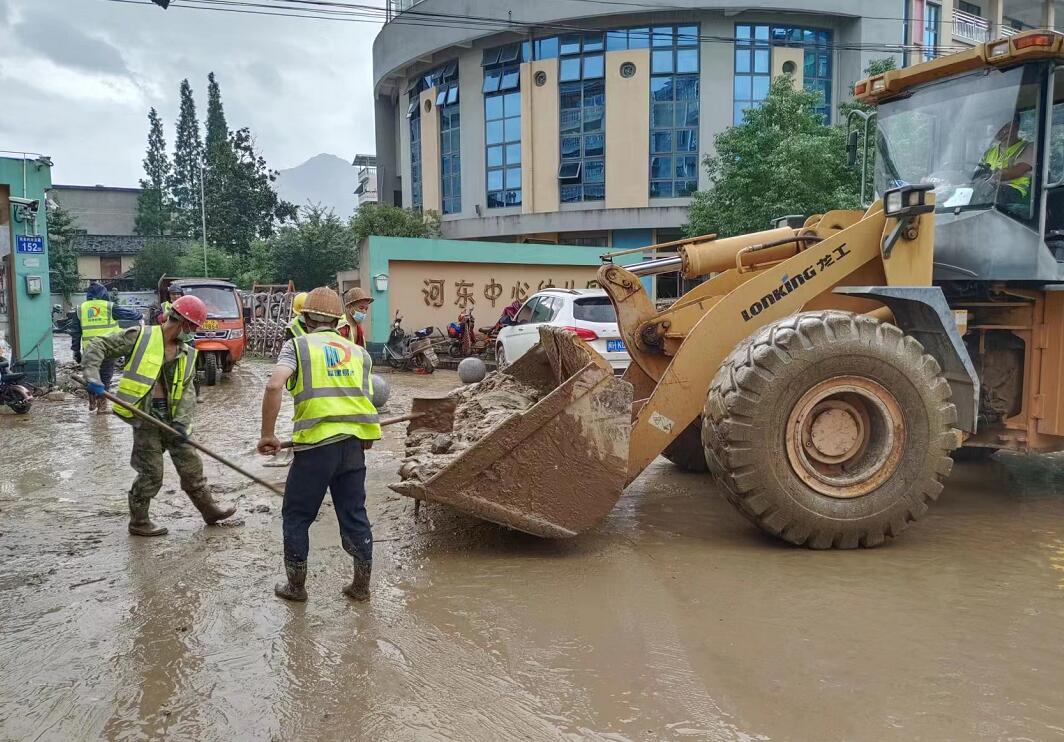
left=386, top=0, right=425, bottom=21
left=954, top=9, right=991, bottom=44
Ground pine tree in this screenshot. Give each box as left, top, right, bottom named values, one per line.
left=203, top=72, right=239, bottom=252
left=47, top=204, right=81, bottom=302
left=169, top=79, right=204, bottom=239
left=134, top=107, right=172, bottom=236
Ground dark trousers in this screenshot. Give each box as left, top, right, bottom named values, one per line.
left=282, top=437, right=372, bottom=564
left=100, top=359, right=115, bottom=390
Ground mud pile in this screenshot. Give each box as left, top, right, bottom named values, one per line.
left=54, top=361, right=89, bottom=398
left=397, top=371, right=544, bottom=483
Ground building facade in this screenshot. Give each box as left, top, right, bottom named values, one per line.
left=353, top=154, right=379, bottom=206
left=372, top=0, right=909, bottom=250
left=52, top=184, right=142, bottom=285
left=906, top=0, right=1061, bottom=64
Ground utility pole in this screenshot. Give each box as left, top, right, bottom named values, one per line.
left=199, top=161, right=208, bottom=277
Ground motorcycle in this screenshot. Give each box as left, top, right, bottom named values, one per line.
left=447, top=302, right=520, bottom=358
left=0, top=356, right=33, bottom=414
left=383, top=311, right=438, bottom=373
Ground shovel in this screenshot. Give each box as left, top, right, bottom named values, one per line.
left=275, top=397, right=457, bottom=450
left=73, top=374, right=285, bottom=496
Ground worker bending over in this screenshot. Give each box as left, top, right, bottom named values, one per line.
left=257, top=287, right=381, bottom=602
left=82, top=295, right=238, bottom=536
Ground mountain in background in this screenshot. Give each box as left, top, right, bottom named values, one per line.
left=274, top=153, right=357, bottom=219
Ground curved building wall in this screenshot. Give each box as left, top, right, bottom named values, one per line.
left=372, top=2, right=905, bottom=244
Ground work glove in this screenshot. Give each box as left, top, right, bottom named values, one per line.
left=86, top=380, right=106, bottom=396
left=171, top=421, right=190, bottom=442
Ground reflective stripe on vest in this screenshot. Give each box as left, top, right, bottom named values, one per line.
left=288, top=332, right=380, bottom=445
left=287, top=317, right=307, bottom=337
left=79, top=300, right=119, bottom=349
left=983, top=139, right=1031, bottom=198
left=113, top=326, right=195, bottom=421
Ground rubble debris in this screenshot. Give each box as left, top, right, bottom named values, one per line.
left=55, top=362, right=89, bottom=399
left=397, top=371, right=543, bottom=483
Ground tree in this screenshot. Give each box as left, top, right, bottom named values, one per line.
left=47, top=204, right=81, bottom=302
left=176, top=243, right=238, bottom=279
left=268, top=205, right=357, bottom=289
left=130, top=240, right=183, bottom=290
left=135, top=107, right=172, bottom=236
left=169, top=79, right=203, bottom=239
left=350, top=202, right=440, bottom=245
left=202, top=72, right=239, bottom=250
left=687, top=76, right=860, bottom=238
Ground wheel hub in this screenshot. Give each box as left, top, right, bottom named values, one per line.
left=785, top=376, right=906, bottom=499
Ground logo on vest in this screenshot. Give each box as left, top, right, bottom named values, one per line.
left=323, top=341, right=354, bottom=377
left=86, top=306, right=102, bottom=319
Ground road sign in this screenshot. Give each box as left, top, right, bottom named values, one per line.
left=15, top=235, right=44, bottom=254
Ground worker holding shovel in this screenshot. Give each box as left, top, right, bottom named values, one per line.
left=81, top=295, right=238, bottom=536
left=257, top=287, right=382, bottom=603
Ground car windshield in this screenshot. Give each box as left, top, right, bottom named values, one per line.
left=875, top=64, right=1043, bottom=222
left=573, top=296, right=616, bottom=323
left=185, top=286, right=241, bottom=319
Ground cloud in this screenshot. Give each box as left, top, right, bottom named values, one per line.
left=0, top=0, right=380, bottom=186
left=14, top=11, right=130, bottom=77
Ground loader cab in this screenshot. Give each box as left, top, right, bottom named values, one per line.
left=874, top=59, right=1064, bottom=281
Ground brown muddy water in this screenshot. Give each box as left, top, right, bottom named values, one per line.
left=2, top=351, right=1064, bottom=740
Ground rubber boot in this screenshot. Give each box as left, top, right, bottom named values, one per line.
left=342, top=559, right=372, bottom=601
left=188, top=489, right=237, bottom=525
left=128, top=495, right=168, bottom=537
left=274, top=560, right=308, bottom=602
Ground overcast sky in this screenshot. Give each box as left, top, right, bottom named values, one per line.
left=0, top=0, right=381, bottom=187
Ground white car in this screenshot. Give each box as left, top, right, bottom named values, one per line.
left=495, top=288, right=630, bottom=372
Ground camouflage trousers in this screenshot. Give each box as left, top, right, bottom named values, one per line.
left=129, top=423, right=208, bottom=511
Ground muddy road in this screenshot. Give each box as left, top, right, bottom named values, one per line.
left=2, top=351, right=1064, bottom=740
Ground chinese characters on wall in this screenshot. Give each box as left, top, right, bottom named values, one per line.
left=422, top=277, right=602, bottom=308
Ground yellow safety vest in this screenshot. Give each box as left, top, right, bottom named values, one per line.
left=287, top=332, right=381, bottom=445
left=287, top=317, right=307, bottom=337
left=983, top=139, right=1031, bottom=198
left=114, top=326, right=197, bottom=422
left=79, top=300, right=119, bottom=350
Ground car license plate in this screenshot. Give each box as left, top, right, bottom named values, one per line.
left=201, top=320, right=219, bottom=331
left=606, top=339, right=626, bottom=353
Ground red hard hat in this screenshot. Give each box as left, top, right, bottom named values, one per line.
left=170, top=295, right=208, bottom=327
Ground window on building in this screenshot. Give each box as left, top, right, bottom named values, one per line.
left=650, top=24, right=700, bottom=199
left=734, top=24, right=833, bottom=125
left=408, top=100, right=423, bottom=210
left=924, top=3, right=941, bottom=62
left=483, top=43, right=525, bottom=208
left=557, top=33, right=606, bottom=203
left=440, top=95, right=461, bottom=214
left=958, top=1, right=980, bottom=16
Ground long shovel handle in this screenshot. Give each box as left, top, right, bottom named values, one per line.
left=277, top=411, right=421, bottom=449
left=73, top=375, right=284, bottom=496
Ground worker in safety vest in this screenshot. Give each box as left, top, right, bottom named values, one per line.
left=284, top=291, right=308, bottom=340
left=82, top=295, right=238, bottom=536
left=156, top=286, right=183, bottom=325
left=980, top=114, right=1034, bottom=203
left=257, top=286, right=381, bottom=602
left=70, top=282, right=142, bottom=414
left=337, top=287, right=372, bottom=348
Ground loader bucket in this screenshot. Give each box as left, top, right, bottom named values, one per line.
left=389, top=328, right=633, bottom=537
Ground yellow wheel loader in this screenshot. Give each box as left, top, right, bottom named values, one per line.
left=393, top=31, right=1064, bottom=548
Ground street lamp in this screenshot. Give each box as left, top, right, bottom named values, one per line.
left=199, top=161, right=207, bottom=277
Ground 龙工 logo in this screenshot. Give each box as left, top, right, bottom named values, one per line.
left=323, top=341, right=354, bottom=376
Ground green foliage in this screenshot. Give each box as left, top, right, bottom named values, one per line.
left=47, top=204, right=81, bottom=300
left=175, top=243, right=239, bottom=279
left=130, top=240, right=183, bottom=290
left=231, top=239, right=279, bottom=287
left=169, top=79, right=204, bottom=239
left=350, top=202, right=440, bottom=245
left=269, top=205, right=357, bottom=290
left=687, top=76, right=861, bottom=238
left=135, top=107, right=172, bottom=237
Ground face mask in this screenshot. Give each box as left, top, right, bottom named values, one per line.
left=353, top=311, right=367, bottom=323
left=179, top=332, right=196, bottom=343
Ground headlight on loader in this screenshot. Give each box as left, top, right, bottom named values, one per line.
left=883, top=183, right=934, bottom=219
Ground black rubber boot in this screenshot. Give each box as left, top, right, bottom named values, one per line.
left=188, top=489, right=237, bottom=525
left=342, top=559, right=372, bottom=601
left=128, top=495, right=168, bottom=537
left=274, top=560, right=308, bottom=602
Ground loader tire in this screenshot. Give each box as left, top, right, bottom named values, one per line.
left=662, top=420, right=709, bottom=472
left=703, top=311, right=957, bottom=549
